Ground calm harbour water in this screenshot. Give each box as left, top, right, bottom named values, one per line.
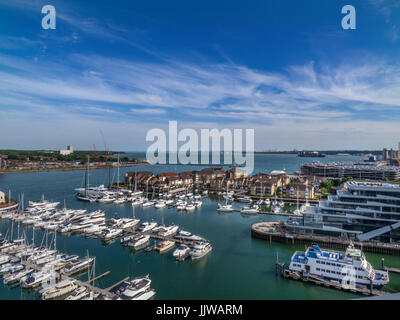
left=1, top=153, right=399, bottom=300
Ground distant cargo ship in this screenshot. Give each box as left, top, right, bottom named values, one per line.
left=298, top=151, right=326, bottom=158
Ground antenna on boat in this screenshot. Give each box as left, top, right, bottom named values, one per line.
left=54, top=228, right=57, bottom=252
left=92, top=257, right=96, bottom=286
left=10, top=205, right=14, bottom=241
left=32, top=227, right=35, bottom=246
left=87, top=251, right=91, bottom=283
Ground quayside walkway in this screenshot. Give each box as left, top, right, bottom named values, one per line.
left=252, top=222, right=400, bottom=256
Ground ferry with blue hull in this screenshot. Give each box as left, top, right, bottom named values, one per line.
left=289, top=243, right=389, bottom=289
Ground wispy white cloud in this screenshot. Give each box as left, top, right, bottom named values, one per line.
left=1, top=53, right=400, bottom=126
left=131, top=108, right=167, bottom=115
left=369, top=0, right=400, bottom=41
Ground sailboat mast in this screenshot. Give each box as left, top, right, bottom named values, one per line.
left=134, top=171, right=137, bottom=192
left=54, top=229, right=57, bottom=251
left=117, top=153, right=120, bottom=188
left=87, top=155, right=90, bottom=192
left=108, top=160, right=111, bottom=189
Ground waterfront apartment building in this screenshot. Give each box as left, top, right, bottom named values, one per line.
left=301, top=162, right=400, bottom=180
left=283, top=183, right=314, bottom=199
left=286, top=181, right=400, bottom=243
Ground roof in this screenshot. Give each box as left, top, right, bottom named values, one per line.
left=158, top=172, right=178, bottom=177
left=180, top=171, right=194, bottom=175
left=126, top=171, right=153, bottom=177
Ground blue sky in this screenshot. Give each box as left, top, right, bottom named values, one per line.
left=0, top=0, right=400, bottom=151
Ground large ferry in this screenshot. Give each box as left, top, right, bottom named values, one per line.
left=289, top=243, right=389, bottom=289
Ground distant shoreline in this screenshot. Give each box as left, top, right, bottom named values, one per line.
left=254, top=151, right=378, bottom=156
left=0, top=162, right=149, bottom=175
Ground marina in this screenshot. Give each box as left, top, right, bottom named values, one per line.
left=0, top=235, right=149, bottom=300
left=1, top=154, right=400, bottom=300
left=3, top=0, right=400, bottom=307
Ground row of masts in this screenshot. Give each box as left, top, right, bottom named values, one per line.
left=84, top=153, right=122, bottom=195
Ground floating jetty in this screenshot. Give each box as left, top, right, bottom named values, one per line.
left=252, top=222, right=400, bottom=256
left=0, top=239, right=132, bottom=300
left=232, top=209, right=297, bottom=217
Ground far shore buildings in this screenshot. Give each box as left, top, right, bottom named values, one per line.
left=124, top=167, right=316, bottom=199
left=301, top=162, right=400, bottom=181
left=0, top=154, right=8, bottom=169
left=60, top=145, right=74, bottom=156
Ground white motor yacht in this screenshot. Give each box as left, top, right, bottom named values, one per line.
left=0, top=255, right=10, bottom=265
left=41, top=279, right=78, bottom=300
left=190, top=242, right=212, bottom=260
left=62, top=257, right=94, bottom=276
left=128, top=235, right=150, bottom=250
left=236, top=196, right=252, bottom=203
left=142, top=200, right=155, bottom=207
left=20, top=270, right=54, bottom=288
left=194, top=201, right=202, bottom=208
left=138, top=222, right=157, bottom=233
left=217, top=203, right=234, bottom=212
left=83, top=224, right=106, bottom=235
left=173, top=244, right=191, bottom=261
left=3, top=268, right=34, bottom=285
left=115, top=276, right=152, bottom=300
left=97, top=195, right=115, bottom=203
left=158, top=225, right=179, bottom=237
left=240, top=206, right=259, bottom=214
left=155, top=201, right=166, bottom=209
left=100, top=228, right=123, bottom=240
left=64, top=286, right=88, bottom=300
left=113, top=198, right=127, bottom=205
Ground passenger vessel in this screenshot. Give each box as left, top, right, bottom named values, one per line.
left=289, top=243, right=389, bottom=289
